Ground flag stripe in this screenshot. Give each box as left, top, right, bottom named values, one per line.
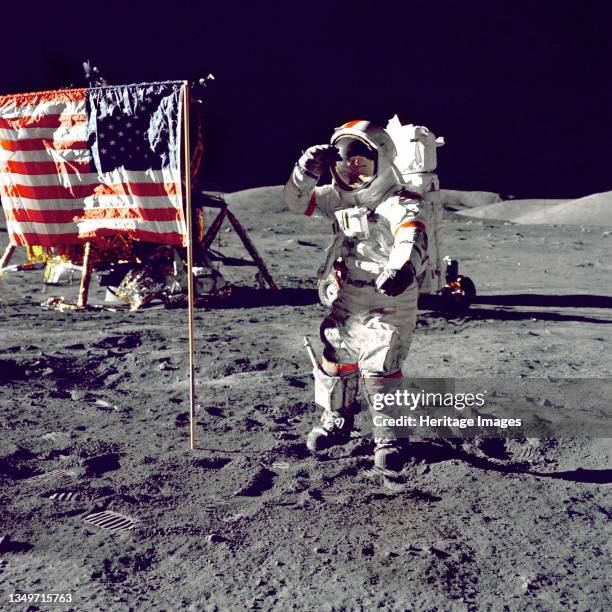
left=2, top=181, right=178, bottom=200
left=9, top=229, right=185, bottom=247
left=0, top=88, right=86, bottom=109
left=7, top=218, right=183, bottom=233
left=1, top=159, right=91, bottom=175
left=5, top=206, right=182, bottom=224
left=1, top=193, right=183, bottom=211
left=0, top=114, right=86, bottom=129
left=4, top=149, right=91, bottom=163
left=8, top=217, right=184, bottom=236
left=0, top=138, right=86, bottom=152
left=0, top=126, right=88, bottom=141
left=0, top=102, right=83, bottom=116
left=0, top=169, right=177, bottom=186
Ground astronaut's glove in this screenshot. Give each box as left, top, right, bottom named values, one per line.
left=298, top=145, right=340, bottom=178
left=375, top=262, right=416, bottom=297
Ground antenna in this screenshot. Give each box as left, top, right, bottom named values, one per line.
left=82, top=60, right=109, bottom=87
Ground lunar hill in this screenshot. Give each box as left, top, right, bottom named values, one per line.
left=458, top=190, right=612, bottom=226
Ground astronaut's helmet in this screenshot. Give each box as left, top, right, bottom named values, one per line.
left=330, top=120, right=397, bottom=193
left=331, top=136, right=377, bottom=191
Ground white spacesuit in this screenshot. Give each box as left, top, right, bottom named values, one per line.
left=284, top=120, right=429, bottom=470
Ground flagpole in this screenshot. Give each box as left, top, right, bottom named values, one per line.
left=77, top=241, right=92, bottom=308
left=183, top=81, right=197, bottom=450
left=0, top=245, right=16, bottom=275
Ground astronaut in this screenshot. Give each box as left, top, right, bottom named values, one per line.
left=284, top=120, right=429, bottom=471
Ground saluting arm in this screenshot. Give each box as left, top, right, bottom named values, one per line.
left=283, top=145, right=339, bottom=216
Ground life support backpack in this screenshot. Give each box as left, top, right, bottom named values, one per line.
left=386, top=115, right=446, bottom=293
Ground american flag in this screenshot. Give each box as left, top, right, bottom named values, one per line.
left=0, top=81, right=187, bottom=247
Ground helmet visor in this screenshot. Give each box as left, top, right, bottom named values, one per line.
left=331, top=136, right=377, bottom=191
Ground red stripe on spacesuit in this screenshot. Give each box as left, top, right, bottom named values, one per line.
left=322, top=357, right=359, bottom=375
left=304, top=193, right=317, bottom=217
left=395, top=220, right=427, bottom=236
left=362, top=370, right=403, bottom=385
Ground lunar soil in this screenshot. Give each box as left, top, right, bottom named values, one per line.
left=1, top=186, right=611, bottom=610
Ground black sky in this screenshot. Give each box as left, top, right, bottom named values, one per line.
left=2, top=0, right=610, bottom=197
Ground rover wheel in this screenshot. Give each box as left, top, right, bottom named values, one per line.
left=440, top=275, right=476, bottom=311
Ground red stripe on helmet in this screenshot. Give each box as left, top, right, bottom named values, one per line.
left=342, top=120, right=365, bottom=129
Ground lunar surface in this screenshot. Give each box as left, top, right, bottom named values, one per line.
left=1, top=186, right=611, bottom=610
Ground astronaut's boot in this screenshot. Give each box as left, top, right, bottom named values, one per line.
left=363, top=371, right=409, bottom=472
left=306, top=364, right=359, bottom=453
left=373, top=437, right=409, bottom=472
left=307, top=408, right=355, bottom=452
